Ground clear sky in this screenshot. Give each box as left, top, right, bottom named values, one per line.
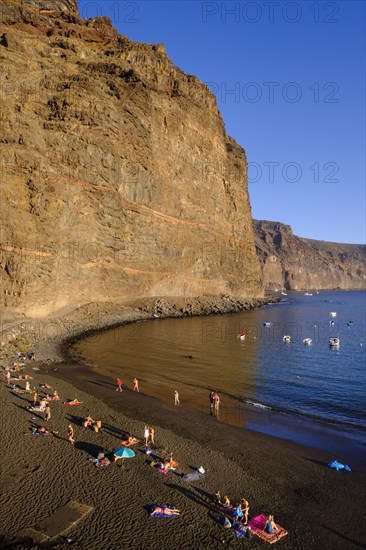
left=77, top=0, right=365, bottom=244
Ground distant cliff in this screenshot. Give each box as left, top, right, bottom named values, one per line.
left=0, top=0, right=262, bottom=317
left=253, top=220, right=366, bottom=291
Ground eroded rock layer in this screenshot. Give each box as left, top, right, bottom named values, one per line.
left=253, top=220, right=366, bottom=291
left=0, top=0, right=262, bottom=317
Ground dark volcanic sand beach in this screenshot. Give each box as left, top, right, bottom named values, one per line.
left=1, top=299, right=366, bottom=549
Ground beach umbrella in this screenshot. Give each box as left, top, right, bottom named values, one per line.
left=114, top=447, right=135, bottom=459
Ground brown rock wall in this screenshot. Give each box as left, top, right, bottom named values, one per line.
left=253, top=220, right=366, bottom=290
left=0, top=0, right=262, bottom=317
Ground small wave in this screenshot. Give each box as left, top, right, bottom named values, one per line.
left=246, top=400, right=272, bottom=410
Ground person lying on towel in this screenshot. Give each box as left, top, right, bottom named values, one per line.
left=150, top=506, right=180, bottom=516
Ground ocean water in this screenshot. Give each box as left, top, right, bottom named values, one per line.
left=73, top=291, right=366, bottom=464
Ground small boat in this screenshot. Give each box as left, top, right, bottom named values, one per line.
left=263, top=322, right=272, bottom=327
left=237, top=332, right=246, bottom=340
left=283, top=335, right=291, bottom=343
left=304, top=292, right=313, bottom=296
left=329, top=312, right=337, bottom=317
left=303, top=338, right=312, bottom=345
left=329, top=337, right=340, bottom=347
left=347, top=320, right=354, bottom=325
left=329, top=321, right=335, bottom=326
left=281, top=291, right=287, bottom=296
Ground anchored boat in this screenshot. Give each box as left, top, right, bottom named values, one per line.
left=329, top=337, right=340, bottom=347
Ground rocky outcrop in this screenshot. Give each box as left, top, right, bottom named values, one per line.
left=0, top=0, right=263, bottom=318
left=253, top=220, right=366, bottom=290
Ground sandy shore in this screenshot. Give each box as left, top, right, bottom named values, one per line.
left=1, top=298, right=365, bottom=549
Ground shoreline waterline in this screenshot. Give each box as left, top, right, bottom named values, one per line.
left=65, top=292, right=366, bottom=470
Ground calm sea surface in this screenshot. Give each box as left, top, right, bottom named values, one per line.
left=73, top=291, right=366, bottom=464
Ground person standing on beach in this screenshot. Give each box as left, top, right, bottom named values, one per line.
left=116, top=377, right=123, bottom=391
left=67, top=424, right=75, bottom=445
left=148, top=426, right=155, bottom=446
left=33, top=391, right=38, bottom=406
left=213, top=393, right=220, bottom=416
left=144, top=425, right=149, bottom=446
left=174, top=390, right=180, bottom=405
left=209, top=391, right=215, bottom=414
left=240, top=499, right=249, bottom=524
left=25, top=380, right=30, bottom=392
left=133, top=377, right=139, bottom=392
left=44, top=404, right=51, bottom=422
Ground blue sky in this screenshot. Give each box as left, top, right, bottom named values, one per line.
left=77, top=1, right=365, bottom=244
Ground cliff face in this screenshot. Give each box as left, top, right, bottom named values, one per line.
left=0, top=0, right=263, bottom=317
left=253, top=220, right=366, bottom=291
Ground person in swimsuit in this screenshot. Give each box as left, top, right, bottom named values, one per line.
left=264, top=515, right=278, bottom=534
left=83, top=415, right=94, bottom=429
left=240, top=499, right=249, bottom=524
left=67, top=424, right=75, bottom=445
left=148, top=426, right=155, bottom=446
left=144, top=425, right=149, bottom=446
left=174, top=390, right=180, bottom=405
left=133, top=377, right=139, bottom=392
left=151, top=506, right=180, bottom=516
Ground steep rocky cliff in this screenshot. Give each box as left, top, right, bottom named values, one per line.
left=0, top=0, right=263, bottom=317
left=253, top=220, right=366, bottom=291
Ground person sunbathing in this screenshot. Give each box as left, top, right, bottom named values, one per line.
left=47, top=390, right=60, bottom=401
left=63, top=399, right=82, bottom=406
left=162, top=452, right=179, bottom=470
left=121, top=435, right=139, bottom=446
left=264, top=515, right=279, bottom=534
left=214, top=490, right=222, bottom=505
left=32, top=426, right=56, bottom=436
left=151, top=506, right=180, bottom=516
left=93, top=419, right=102, bottom=432
left=83, top=415, right=94, bottom=429
left=168, top=451, right=179, bottom=468
left=40, top=383, right=53, bottom=390
left=29, top=399, right=47, bottom=412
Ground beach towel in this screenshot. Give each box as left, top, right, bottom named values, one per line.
left=328, top=460, right=351, bottom=471
left=181, top=471, right=205, bottom=482
left=90, top=458, right=111, bottom=468
left=248, top=514, right=288, bottom=544
left=234, top=525, right=252, bottom=539
left=150, top=505, right=179, bottom=518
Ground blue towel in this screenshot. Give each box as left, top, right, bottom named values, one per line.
left=328, top=460, right=351, bottom=471
left=150, top=505, right=179, bottom=518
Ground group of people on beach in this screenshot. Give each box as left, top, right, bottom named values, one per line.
left=116, top=376, right=140, bottom=392
left=214, top=491, right=279, bottom=540
left=2, top=351, right=285, bottom=543
left=83, top=414, right=102, bottom=432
